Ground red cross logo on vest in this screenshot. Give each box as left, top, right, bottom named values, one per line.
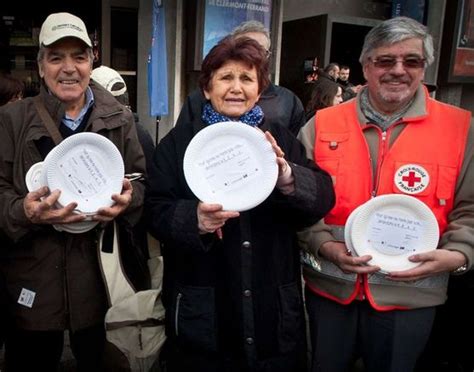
left=394, top=164, right=430, bottom=194
left=402, top=171, right=421, bottom=187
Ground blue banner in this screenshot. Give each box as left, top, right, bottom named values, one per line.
left=148, top=0, right=169, bottom=116
left=391, top=0, right=426, bottom=24
left=203, top=0, right=272, bottom=58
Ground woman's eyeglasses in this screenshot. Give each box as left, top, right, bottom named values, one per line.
left=369, top=56, right=426, bottom=69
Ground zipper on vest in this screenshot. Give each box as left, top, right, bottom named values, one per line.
left=372, top=129, right=388, bottom=196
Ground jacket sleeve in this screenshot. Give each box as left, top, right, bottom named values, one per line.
left=175, top=90, right=204, bottom=128
left=439, top=122, right=474, bottom=270
left=296, top=115, right=339, bottom=255
left=118, top=111, right=147, bottom=227
left=145, top=128, right=211, bottom=253
left=288, top=93, right=306, bottom=136
left=265, top=124, right=335, bottom=230
left=0, top=110, right=43, bottom=242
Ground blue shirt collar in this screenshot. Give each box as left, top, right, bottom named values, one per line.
left=62, top=86, right=95, bottom=131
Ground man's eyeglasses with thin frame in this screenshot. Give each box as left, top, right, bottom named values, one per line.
left=368, top=56, right=426, bottom=69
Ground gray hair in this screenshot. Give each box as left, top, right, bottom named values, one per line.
left=231, top=20, right=271, bottom=48
left=359, top=16, right=434, bottom=66
left=37, top=45, right=94, bottom=65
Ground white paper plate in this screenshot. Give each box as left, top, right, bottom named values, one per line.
left=43, top=132, right=125, bottom=214
left=54, top=220, right=99, bottom=234
left=344, top=204, right=364, bottom=255
left=183, top=121, right=278, bottom=211
left=25, top=162, right=47, bottom=192
left=350, top=194, right=439, bottom=273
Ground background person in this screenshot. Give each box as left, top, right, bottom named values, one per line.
left=304, top=78, right=343, bottom=121
left=91, top=64, right=155, bottom=291
left=0, top=12, right=145, bottom=371
left=318, top=63, right=340, bottom=82
left=91, top=65, right=154, bottom=176
left=146, top=35, right=335, bottom=372
left=338, top=65, right=362, bottom=101
left=297, top=16, right=474, bottom=372
left=0, top=73, right=24, bottom=106
left=177, top=20, right=306, bottom=136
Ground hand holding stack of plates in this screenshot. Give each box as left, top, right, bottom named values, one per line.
left=344, top=194, right=439, bottom=273
left=25, top=132, right=125, bottom=233
left=183, top=121, right=278, bottom=211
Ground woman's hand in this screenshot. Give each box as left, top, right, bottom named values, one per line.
left=197, top=202, right=239, bottom=234
left=264, top=131, right=289, bottom=176
left=264, top=131, right=294, bottom=194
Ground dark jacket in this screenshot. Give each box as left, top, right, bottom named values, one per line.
left=146, top=113, right=334, bottom=371
left=176, top=83, right=306, bottom=136
left=0, top=81, right=146, bottom=331
left=339, top=79, right=357, bottom=101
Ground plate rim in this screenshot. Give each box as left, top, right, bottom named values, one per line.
left=25, top=161, right=46, bottom=192
left=43, top=132, right=124, bottom=214
left=350, top=194, right=439, bottom=272
left=183, top=121, right=278, bottom=211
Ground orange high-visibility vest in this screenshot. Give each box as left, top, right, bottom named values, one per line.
left=314, top=97, right=470, bottom=234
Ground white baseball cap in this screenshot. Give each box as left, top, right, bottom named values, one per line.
left=39, top=12, right=92, bottom=47
left=91, top=66, right=127, bottom=96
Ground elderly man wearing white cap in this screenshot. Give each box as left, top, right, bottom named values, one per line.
left=0, top=12, right=146, bottom=371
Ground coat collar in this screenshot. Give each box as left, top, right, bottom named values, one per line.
left=39, top=80, right=128, bottom=132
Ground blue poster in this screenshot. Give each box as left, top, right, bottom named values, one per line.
left=203, top=0, right=272, bottom=58
left=391, top=0, right=426, bottom=24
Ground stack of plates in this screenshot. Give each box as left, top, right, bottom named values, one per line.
left=183, top=121, right=278, bottom=211
left=344, top=194, right=439, bottom=273
left=25, top=133, right=125, bottom=234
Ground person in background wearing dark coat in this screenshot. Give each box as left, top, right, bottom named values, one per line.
left=319, top=63, right=340, bottom=82
left=176, top=20, right=306, bottom=136
left=91, top=65, right=154, bottom=291
left=91, top=65, right=154, bottom=175
left=338, top=65, right=362, bottom=101
left=0, top=12, right=145, bottom=371
left=146, top=36, right=335, bottom=372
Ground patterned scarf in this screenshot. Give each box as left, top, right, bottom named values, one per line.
left=360, top=87, right=413, bottom=131
left=201, top=102, right=264, bottom=127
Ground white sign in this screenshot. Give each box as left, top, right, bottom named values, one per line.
left=366, top=211, right=425, bottom=256
left=58, top=147, right=108, bottom=199
left=18, top=288, right=36, bottom=308
left=197, top=139, right=260, bottom=194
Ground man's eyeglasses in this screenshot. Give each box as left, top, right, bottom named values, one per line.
left=369, top=56, right=426, bottom=69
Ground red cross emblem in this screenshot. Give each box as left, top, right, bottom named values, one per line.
left=394, top=164, right=430, bottom=195
left=402, top=171, right=422, bottom=187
